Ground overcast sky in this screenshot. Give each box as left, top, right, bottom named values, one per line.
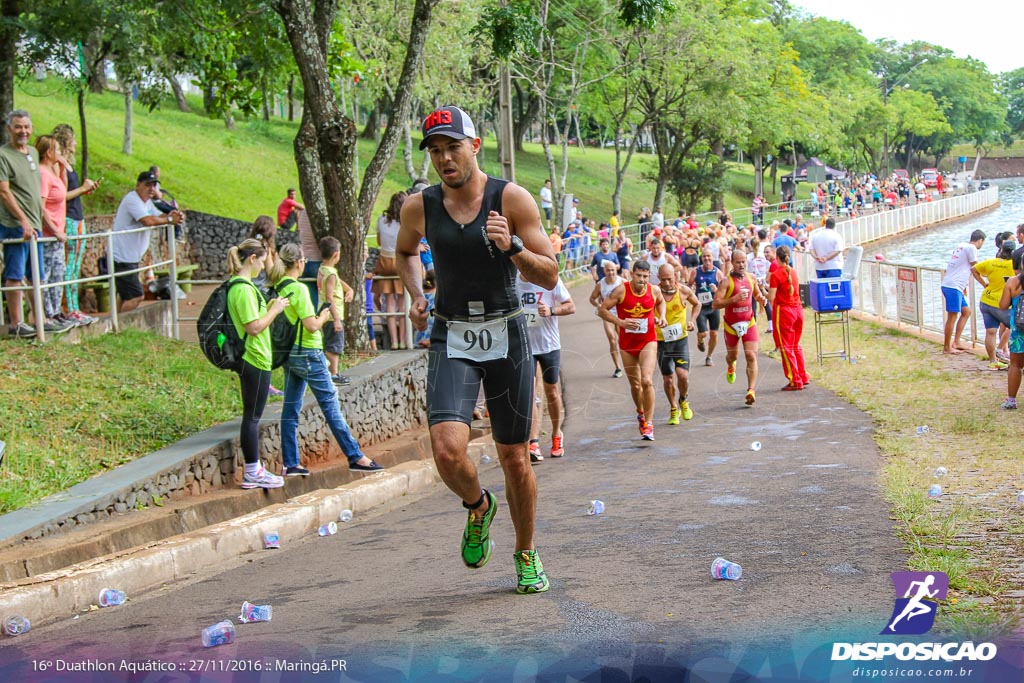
left=793, top=0, right=1020, bottom=75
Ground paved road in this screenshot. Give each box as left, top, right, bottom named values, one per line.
left=0, top=281, right=905, bottom=679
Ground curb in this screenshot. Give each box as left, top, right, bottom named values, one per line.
left=0, top=437, right=494, bottom=631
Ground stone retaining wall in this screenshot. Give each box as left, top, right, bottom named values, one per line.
left=12, top=351, right=427, bottom=542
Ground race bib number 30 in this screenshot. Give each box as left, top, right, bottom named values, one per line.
left=662, top=322, right=684, bottom=341
left=446, top=319, right=510, bottom=361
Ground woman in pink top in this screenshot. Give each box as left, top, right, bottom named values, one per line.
left=36, top=135, right=71, bottom=327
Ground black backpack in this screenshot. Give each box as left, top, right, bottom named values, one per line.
left=268, top=278, right=302, bottom=370
left=197, top=278, right=256, bottom=373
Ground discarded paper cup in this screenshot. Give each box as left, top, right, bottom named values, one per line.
left=933, top=467, right=947, bottom=478
left=587, top=500, right=605, bottom=516
left=239, top=601, right=272, bottom=623
left=928, top=484, right=942, bottom=499
left=339, top=509, right=353, bottom=523
left=750, top=441, right=762, bottom=451
left=711, top=557, right=742, bottom=580
left=318, top=521, right=338, bottom=536
left=263, top=532, right=281, bottom=549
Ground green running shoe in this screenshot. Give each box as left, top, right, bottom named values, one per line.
left=514, top=549, right=550, bottom=594
left=461, top=490, right=497, bottom=568
left=680, top=399, right=693, bottom=421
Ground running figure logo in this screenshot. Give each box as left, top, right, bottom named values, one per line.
left=881, top=571, right=948, bottom=635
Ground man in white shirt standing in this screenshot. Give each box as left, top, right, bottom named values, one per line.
left=111, top=171, right=184, bottom=312
left=516, top=273, right=575, bottom=463
left=538, top=179, right=553, bottom=232
left=940, top=229, right=986, bottom=355
left=808, top=217, right=845, bottom=278
left=651, top=206, right=665, bottom=230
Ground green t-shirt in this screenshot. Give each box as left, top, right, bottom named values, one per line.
left=276, top=277, right=322, bottom=350
left=0, top=144, right=42, bottom=230
left=976, top=257, right=1015, bottom=307
left=227, top=276, right=273, bottom=371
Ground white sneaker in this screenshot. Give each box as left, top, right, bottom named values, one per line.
left=241, top=466, right=284, bottom=489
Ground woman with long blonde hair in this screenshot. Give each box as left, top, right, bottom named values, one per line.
left=226, top=238, right=290, bottom=488
left=51, top=124, right=99, bottom=324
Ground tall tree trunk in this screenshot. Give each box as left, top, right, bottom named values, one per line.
left=513, top=87, right=539, bottom=153
left=360, top=105, right=379, bottom=140
left=224, top=112, right=236, bottom=130
left=83, top=38, right=107, bottom=93
left=78, top=89, right=89, bottom=180
left=287, top=75, right=295, bottom=122
left=0, top=0, right=19, bottom=145
left=203, top=86, right=215, bottom=115
left=402, top=116, right=417, bottom=183
left=165, top=72, right=190, bottom=112
left=611, top=127, right=640, bottom=216
left=710, top=139, right=726, bottom=210
left=274, top=0, right=439, bottom=352
left=122, top=84, right=133, bottom=155
left=262, top=82, right=271, bottom=122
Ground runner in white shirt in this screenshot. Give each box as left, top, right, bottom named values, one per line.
left=517, top=273, right=575, bottom=461
left=940, top=230, right=986, bottom=354
left=589, top=260, right=625, bottom=378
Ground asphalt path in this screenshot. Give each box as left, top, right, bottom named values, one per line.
left=0, top=280, right=906, bottom=680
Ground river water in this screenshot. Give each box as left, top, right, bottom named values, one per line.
left=878, top=178, right=1024, bottom=266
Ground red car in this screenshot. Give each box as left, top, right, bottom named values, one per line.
left=921, top=168, right=939, bottom=188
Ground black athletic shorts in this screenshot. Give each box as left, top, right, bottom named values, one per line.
left=683, top=252, right=699, bottom=268
left=657, top=338, right=690, bottom=376
left=113, top=262, right=143, bottom=302
left=427, top=312, right=534, bottom=445
left=533, top=349, right=561, bottom=385
left=697, top=308, right=721, bottom=334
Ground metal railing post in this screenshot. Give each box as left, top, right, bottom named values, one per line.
left=168, top=223, right=180, bottom=340
left=107, top=232, right=118, bottom=331
left=28, top=234, right=46, bottom=342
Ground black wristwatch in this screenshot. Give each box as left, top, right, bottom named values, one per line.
left=503, top=235, right=524, bottom=256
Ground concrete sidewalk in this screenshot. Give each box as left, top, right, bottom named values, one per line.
left=0, top=279, right=905, bottom=672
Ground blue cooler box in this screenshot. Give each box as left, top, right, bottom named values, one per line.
left=809, top=277, right=853, bottom=312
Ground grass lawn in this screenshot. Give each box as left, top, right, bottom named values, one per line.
left=808, top=313, right=1023, bottom=638
left=14, top=81, right=786, bottom=226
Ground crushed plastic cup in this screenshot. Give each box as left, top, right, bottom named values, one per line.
left=933, top=467, right=947, bottom=478
left=2, top=616, right=29, bottom=637
left=479, top=454, right=492, bottom=465
left=239, top=601, right=272, bottom=623
left=711, top=557, right=742, bottom=580
left=97, top=589, right=126, bottom=607
left=318, top=521, right=338, bottom=536
left=587, top=500, right=605, bottom=516
left=339, top=509, right=353, bottom=523
left=916, top=425, right=930, bottom=435
left=263, top=532, right=280, bottom=549
left=750, top=441, right=762, bottom=451
left=201, top=620, right=236, bottom=647
left=928, top=484, right=942, bottom=499
left=1017, top=491, right=1024, bottom=505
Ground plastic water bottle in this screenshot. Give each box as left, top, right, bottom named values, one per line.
left=263, top=532, right=280, bottom=549
left=2, top=616, right=30, bottom=636
left=98, top=589, right=126, bottom=607
left=928, top=484, right=942, bottom=499
left=750, top=441, right=762, bottom=451
left=933, top=467, right=947, bottom=478
left=339, top=509, right=353, bottom=523
left=239, top=601, right=272, bottom=623
left=587, top=500, right=605, bottom=516
left=711, top=557, right=743, bottom=580
left=318, top=521, right=338, bottom=536
left=916, top=425, right=930, bottom=435
left=1017, top=491, right=1024, bottom=504
left=201, top=620, right=236, bottom=647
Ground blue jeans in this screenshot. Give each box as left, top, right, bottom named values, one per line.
left=815, top=269, right=842, bottom=279
left=281, top=347, right=365, bottom=468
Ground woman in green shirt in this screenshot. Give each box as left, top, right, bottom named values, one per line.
left=269, top=243, right=384, bottom=476
left=226, top=238, right=290, bottom=489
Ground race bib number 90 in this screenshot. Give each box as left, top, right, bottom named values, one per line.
left=446, top=319, right=510, bottom=361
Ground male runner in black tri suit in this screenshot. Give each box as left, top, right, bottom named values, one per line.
left=397, top=106, right=559, bottom=594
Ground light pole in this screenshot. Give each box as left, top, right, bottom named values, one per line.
left=881, top=58, right=927, bottom=177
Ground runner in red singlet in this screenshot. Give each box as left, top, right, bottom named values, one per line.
left=598, top=260, right=666, bottom=440
left=712, top=249, right=768, bottom=406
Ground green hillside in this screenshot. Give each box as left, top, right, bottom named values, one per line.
left=15, top=81, right=786, bottom=225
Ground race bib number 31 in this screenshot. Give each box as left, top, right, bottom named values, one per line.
left=446, top=319, right=510, bottom=361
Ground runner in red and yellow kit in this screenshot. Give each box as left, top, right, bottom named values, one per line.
left=713, top=249, right=768, bottom=405
left=598, top=260, right=666, bottom=440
